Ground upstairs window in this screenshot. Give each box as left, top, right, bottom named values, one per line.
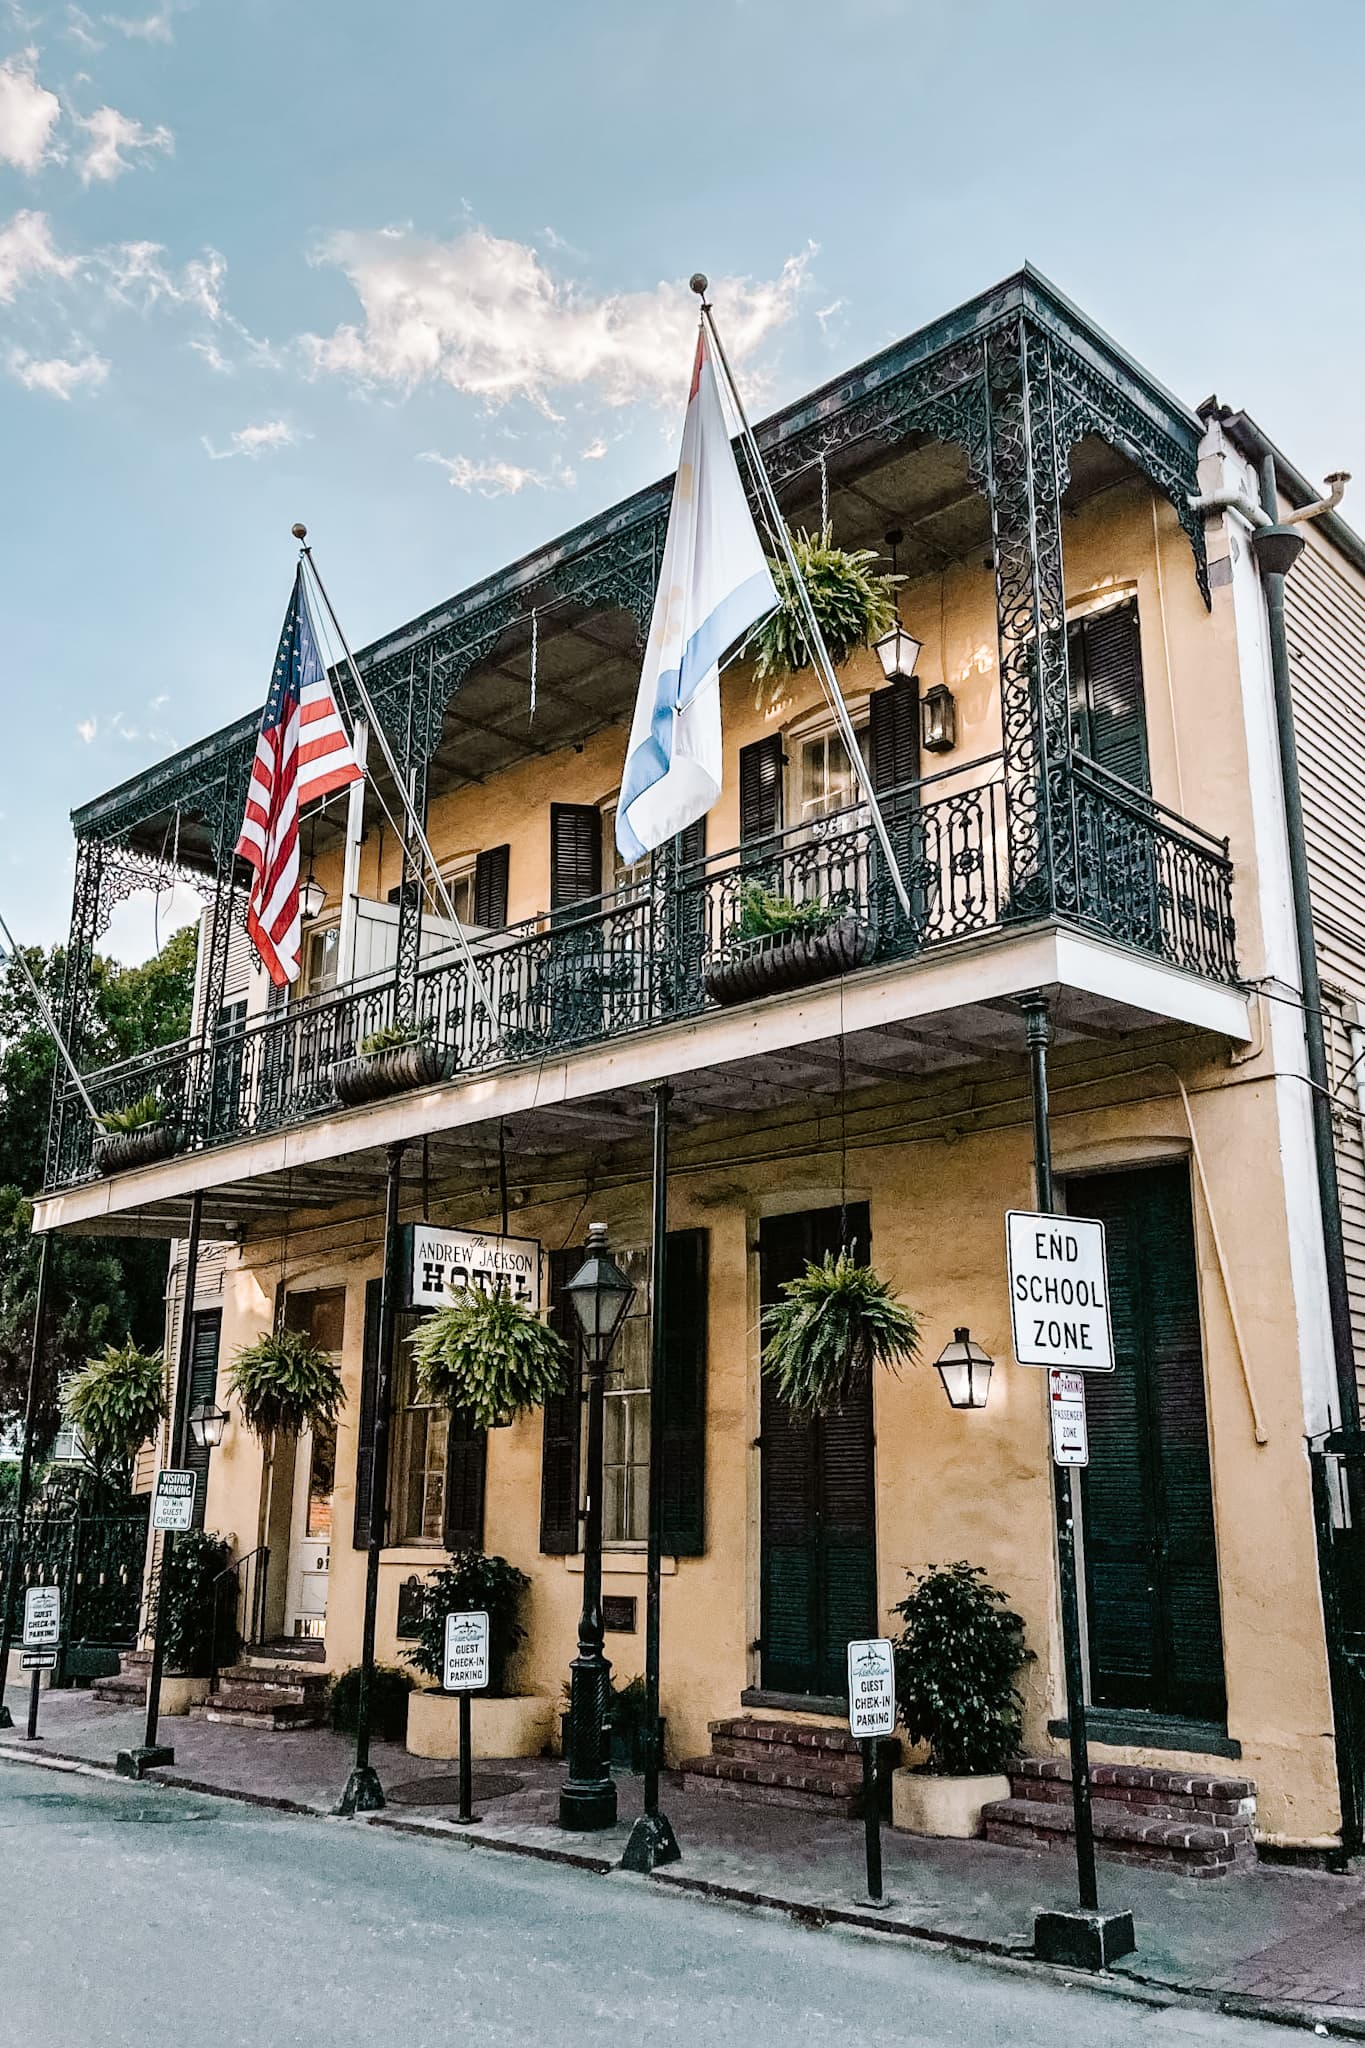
left=1068, top=598, right=1150, bottom=794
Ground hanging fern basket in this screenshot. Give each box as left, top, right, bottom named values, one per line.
left=761, top=1250, right=920, bottom=1417
left=62, top=1339, right=168, bottom=1476
left=227, top=1327, right=345, bottom=1439
left=750, top=526, right=901, bottom=689
left=410, top=1287, right=569, bottom=1431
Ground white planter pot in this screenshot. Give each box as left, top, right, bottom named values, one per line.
left=891, top=1767, right=1010, bottom=1839
left=406, top=1690, right=553, bottom=1760
left=160, top=1675, right=211, bottom=1717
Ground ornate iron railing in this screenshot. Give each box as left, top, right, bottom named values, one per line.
left=45, top=758, right=1236, bottom=1189
left=0, top=1505, right=149, bottom=1647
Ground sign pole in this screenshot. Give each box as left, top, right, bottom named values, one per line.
left=458, top=1693, right=474, bottom=1824
left=1019, top=994, right=1134, bottom=1970
left=846, top=1637, right=895, bottom=1908
left=441, top=1609, right=489, bottom=1825
left=860, top=1742, right=883, bottom=1905
left=25, top=1664, right=40, bottom=1742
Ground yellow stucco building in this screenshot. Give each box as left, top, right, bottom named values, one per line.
left=32, top=268, right=1365, bottom=1860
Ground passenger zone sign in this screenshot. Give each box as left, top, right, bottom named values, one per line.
left=1006, top=1211, right=1115, bottom=1373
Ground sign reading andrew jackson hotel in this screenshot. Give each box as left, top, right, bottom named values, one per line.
left=407, top=1223, right=542, bottom=1312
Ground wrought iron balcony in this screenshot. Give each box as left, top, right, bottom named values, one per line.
left=44, top=759, right=1236, bottom=1192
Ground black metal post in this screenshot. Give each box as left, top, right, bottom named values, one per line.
left=861, top=1742, right=884, bottom=1905
left=1022, top=995, right=1135, bottom=1970
left=25, top=1664, right=40, bottom=1741
left=624, top=1082, right=681, bottom=1872
left=456, top=1693, right=476, bottom=1824
left=117, top=1192, right=203, bottom=1779
left=338, top=1141, right=407, bottom=1816
left=0, top=1231, right=51, bottom=1730
left=559, top=1317, right=616, bottom=1831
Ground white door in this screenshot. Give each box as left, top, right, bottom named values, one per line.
left=283, top=1423, right=334, bottom=1640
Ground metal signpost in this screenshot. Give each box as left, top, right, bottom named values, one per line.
left=408, top=1225, right=542, bottom=1312
left=443, top=1610, right=490, bottom=1824
left=21, top=1585, right=60, bottom=1741
left=847, top=1637, right=895, bottom=1907
left=1048, top=1370, right=1090, bottom=1467
left=152, top=1468, right=198, bottom=1533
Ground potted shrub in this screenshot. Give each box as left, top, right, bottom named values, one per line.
left=330, top=1664, right=414, bottom=1745
left=226, top=1325, right=345, bottom=1441
left=889, top=1562, right=1031, bottom=1838
left=402, top=1553, right=551, bottom=1759
left=751, top=525, right=901, bottom=691
left=558, top=1673, right=664, bottom=1774
left=156, top=1528, right=237, bottom=1713
left=704, top=881, right=873, bottom=1007
left=62, top=1339, right=167, bottom=1496
left=332, top=1018, right=453, bottom=1107
left=409, top=1286, right=568, bottom=1430
left=761, top=1250, right=920, bottom=1417
left=91, top=1091, right=182, bottom=1174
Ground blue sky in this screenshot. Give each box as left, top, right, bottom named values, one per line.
left=3, top=0, right=1364, bottom=955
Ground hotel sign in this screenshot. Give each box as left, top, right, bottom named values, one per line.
left=407, top=1222, right=542, bottom=1312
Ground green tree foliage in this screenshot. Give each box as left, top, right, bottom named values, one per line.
left=0, top=926, right=197, bottom=1444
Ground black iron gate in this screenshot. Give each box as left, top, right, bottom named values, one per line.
left=1310, top=1437, right=1365, bottom=1859
left=0, top=1504, right=149, bottom=1652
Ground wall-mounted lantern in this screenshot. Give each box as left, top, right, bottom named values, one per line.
left=934, top=1327, right=993, bottom=1410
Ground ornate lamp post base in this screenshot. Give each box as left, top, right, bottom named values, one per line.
left=558, top=1647, right=617, bottom=1831
left=116, top=1744, right=175, bottom=1779
left=558, top=1778, right=618, bottom=1831
left=336, top=1764, right=386, bottom=1815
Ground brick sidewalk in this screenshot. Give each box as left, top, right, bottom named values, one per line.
left=6, top=1689, right=1365, bottom=2028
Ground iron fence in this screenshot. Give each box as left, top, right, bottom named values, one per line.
left=0, top=1505, right=149, bottom=1648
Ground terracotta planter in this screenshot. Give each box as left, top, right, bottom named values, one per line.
left=160, top=1674, right=211, bottom=1717
left=91, top=1121, right=183, bottom=1175
left=891, top=1766, right=1010, bottom=1839
left=332, top=1040, right=454, bottom=1107
left=704, top=913, right=872, bottom=1007
left=406, top=1690, right=553, bottom=1760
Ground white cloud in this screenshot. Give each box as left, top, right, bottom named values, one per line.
left=10, top=345, right=108, bottom=396
left=189, top=335, right=229, bottom=372
left=202, top=417, right=298, bottom=460
left=65, top=8, right=104, bottom=49
left=102, top=238, right=223, bottom=317
left=77, top=103, right=172, bottom=183
left=580, top=437, right=607, bottom=461
left=419, top=450, right=576, bottom=497
left=0, top=208, right=76, bottom=301
left=304, top=227, right=813, bottom=413
left=105, top=6, right=176, bottom=40
left=0, top=49, right=60, bottom=170
left=815, top=297, right=846, bottom=327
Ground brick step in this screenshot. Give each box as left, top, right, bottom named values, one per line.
left=1009, top=1756, right=1256, bottom=1824
left=708, top=1715, right=863, bottom=1758
left=679, top=1755, right=868, bottom=1817
left=217, top=1662, right=330, bottom=1693
left=201, top=1700, right=325, bottom=1731
left=709, top=1733, right=863, bottom=1780
left=211, top=1675, right=327, bottom=1712
left=90, top=1673, right=146, bottom=1705
left=982, top=1795, right=1255, bottom=1879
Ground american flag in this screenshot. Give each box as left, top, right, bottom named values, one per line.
left=235, top=568, right=363, bottom=986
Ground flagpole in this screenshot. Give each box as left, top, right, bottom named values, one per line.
left=291, top=534, right=500, bottom=1038
left=0, top=910, right=100, bottom=1124
left=691, top=280, right=914, bottom=922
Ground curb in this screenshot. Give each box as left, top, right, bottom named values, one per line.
left=3, top=1738, right=1362, bottom=2035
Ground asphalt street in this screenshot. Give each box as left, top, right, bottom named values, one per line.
left=0, top=1759, right=1311, bottom=2047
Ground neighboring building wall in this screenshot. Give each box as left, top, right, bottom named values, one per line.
left=1284, top=527, right=1365, bottom=1399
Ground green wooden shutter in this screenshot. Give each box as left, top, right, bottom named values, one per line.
left=1068, top=601, right=1150, bottom=792
left=1072, top=1163, right=1225, bottom=1722
left=184, top=1309, right=221, bottom=1531
left=550, top=804, right=602, bottom=910
left=473, top=844, right=510, bottom=928
left=869, top=678, right=919, bottom=794
left=658, top=1228, right=708, bottom=1556
left=739, top=735, right=783, bottom=846
left=352, top=1277, right=382, bottom=1550
left=443, top=1407, right=487, bottom=1552
left=539, top=1246, right=584, bottom=1553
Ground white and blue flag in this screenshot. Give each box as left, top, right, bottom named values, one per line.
left=615, top=329, right=776, bottom=865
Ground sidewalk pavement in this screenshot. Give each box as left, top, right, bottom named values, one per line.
left=6, top=1688, right=1365, bottom=2031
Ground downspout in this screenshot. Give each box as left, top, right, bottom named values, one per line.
left=1247, top=454, right=1362, bottom=1444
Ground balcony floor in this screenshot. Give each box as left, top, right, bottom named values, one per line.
left=33, top=922, right=1250, bottom=1241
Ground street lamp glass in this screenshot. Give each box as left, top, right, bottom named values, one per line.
left=299, top=877, right=326, bottom=921
left=187, top=1400, right=229, bottom=1450
left=934, top=1327, right=993, bottom=1410
left=565, top=1222, right=635, bottom=1357
left=873, top=622, right=922, bottom=683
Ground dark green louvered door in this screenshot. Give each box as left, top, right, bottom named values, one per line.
left=759, top=1205, right=877, bottom=1698
left=184, top=1309, right=222, bottom=1531
left=1069, top=1163, right=1226, bottom=1723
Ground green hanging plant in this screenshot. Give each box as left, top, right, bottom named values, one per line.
left=751, top=525, right=901, bottom=686
left=97, top=1091, right=166, bottom=1135
left=227, top=1325, right=344, bottom=1439
left=358, top=1016, right=431, bottom=1058
left=760, top=1250, right=920, bottom=1417
left=410, top=1287, right=569, bottom=1430
left=62, top=1339, right=167, bottom=1478
left=733, top=879, right=845, bottom=942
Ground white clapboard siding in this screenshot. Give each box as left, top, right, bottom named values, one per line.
left=189, top=900, right=268, bottom=1038
left=1286, top=535, right=1365, bottom=1394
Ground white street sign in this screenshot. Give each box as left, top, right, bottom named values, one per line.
left=21, top=1650, right=57, bottom=1671
left=443, top=1609, right=490, bottom=1694
left=1048, top=1369, right=1090, bottom=1467
left=846, top=1637, right=896, bottom=1740
left=1006, top=1211, right=1115, bottom=1372
left=152, top=1467, right=197, bottom=1532
left=22, top=1584, right=59, bottom=1649
left=410, top=1223, right=542, bottom=1312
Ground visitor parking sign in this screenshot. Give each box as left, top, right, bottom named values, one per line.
left=1006, top=1211, right=1115, bottom=1372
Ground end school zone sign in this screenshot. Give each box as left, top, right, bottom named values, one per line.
left=1006, top=1211, right=1115, bottom=1372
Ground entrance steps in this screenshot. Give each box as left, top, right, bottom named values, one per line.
left=982, top=1757, right=1257, bottom=1878
left=678, top=1716, right=899, bottom=1817
left=90, top=1648, right=151, bottom=1706
left=200, top=1656, right=330, bottom=1730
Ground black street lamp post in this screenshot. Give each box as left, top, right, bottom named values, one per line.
left=559, top=1221, right=634, bottom=1831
